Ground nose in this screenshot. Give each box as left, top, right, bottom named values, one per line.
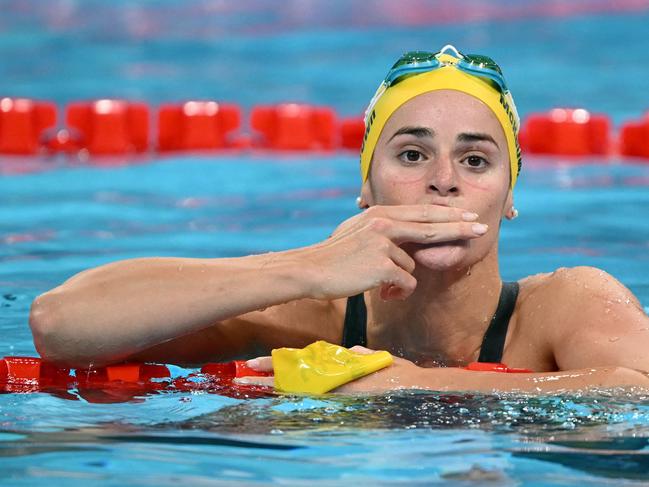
left=427, top=155, right=458, bottom=196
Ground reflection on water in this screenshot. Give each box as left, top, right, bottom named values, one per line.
left=174, top=389, right=649, bottom=480
left=177, top=389, right=649, bottom=435
left=3, top=389, right=649, bottom=482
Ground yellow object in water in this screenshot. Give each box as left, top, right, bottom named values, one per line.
left=272, top=340, right=394, bottom=394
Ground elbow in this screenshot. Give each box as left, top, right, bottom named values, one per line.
left=29, top=289, right=74, bottom=366
left=29, top=288, right=124, bottom=369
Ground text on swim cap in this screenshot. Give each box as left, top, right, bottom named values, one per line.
left=360, top=109, right=376, bottom=158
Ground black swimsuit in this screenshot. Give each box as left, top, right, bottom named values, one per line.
left=342, top=281, right=520, bottom=363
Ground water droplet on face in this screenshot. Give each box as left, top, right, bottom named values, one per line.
left=609, top=336, right=620, bottom=343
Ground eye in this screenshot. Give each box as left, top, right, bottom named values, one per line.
left=398, top=149, right=425, bottom=164
left=463, top=155, right=489, bottom=169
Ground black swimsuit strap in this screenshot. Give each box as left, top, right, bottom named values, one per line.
left=477, top=281, right=519, bottom=363
left=341, top=281, right=519, bottom=363
left=342, top=293, right=367, bottom=347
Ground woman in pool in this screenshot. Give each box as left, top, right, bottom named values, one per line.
left=29, top=45, right=649, bottom=393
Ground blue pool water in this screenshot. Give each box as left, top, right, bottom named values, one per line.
left=3, top=1, right=649, bottom=484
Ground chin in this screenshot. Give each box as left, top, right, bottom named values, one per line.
left=407, top=241, right=473, bottom=271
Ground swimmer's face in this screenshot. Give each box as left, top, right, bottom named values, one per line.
left=362, top=90, right=513, bottom=271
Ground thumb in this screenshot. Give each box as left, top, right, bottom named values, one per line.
left=349, top=345, right=376, bottom=355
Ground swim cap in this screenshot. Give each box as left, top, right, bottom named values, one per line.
left=360, top=50, right=522, bottom=189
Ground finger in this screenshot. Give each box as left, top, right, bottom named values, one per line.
left=234, top=376, right=275, bottom=387
left=380, top=284, right=412, bottom=301
left=246, top=356, right=273, bottom=372
left=379, top=264, right=417, bottom=300
left=367, top=205, right=477, bottom=223
left=388, top=243, right=416, bottom=274
left=385, top=221, right=488, bottom=245
left=330, top=212, right=367, bottom=239
left=349, top=345, right=376, bottom=354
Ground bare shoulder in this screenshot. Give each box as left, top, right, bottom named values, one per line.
left=517, top=266, right=646, bottom=340
left=520, top=266, right=641, bottom=307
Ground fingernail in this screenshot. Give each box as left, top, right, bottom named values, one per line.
left=472, top=223, right=488, bottom=235
left=246, top=358, right=260, bottom=369
left=462, top=212, right=478, bottom=221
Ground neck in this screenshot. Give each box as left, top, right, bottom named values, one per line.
left=367, top=248, right=503, bottom=366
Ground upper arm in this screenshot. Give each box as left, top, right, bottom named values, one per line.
left=550, top=266, right=649, bottom=371
left=131, top=297, right=345, bottom=366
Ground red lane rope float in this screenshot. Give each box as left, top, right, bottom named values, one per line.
left=74, top=362, right=172, bottom=404
left=66, top=100, right=149, bottom=155
left=158, top=101, right=245, bottom=151
left=1, top=97, right=649, bottom=160
left=0, top=356, right=72, bottom=393
left=0, top=98, right=56, bottom=155
left=521, top=108, right=611, bottom=157
left=464, top=362, right=532, bottom=373
left=0, top=355, right=273, bottom=403
left=179, top=360, right=274, bottom=399
left=251, top=103, right=336, bottom=150
left=340, top=116, right=365, bottom=151
left=620, top=112, right=649, bottom=159
left=1, top=355, right=530, bottom=402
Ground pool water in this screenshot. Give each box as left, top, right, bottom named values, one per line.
left=3, top=1, right=649, bottom=484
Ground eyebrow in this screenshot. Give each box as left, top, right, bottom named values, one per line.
left=388, top=126, right=434, bottom=142
left=456, top=132, right=500, bottom=149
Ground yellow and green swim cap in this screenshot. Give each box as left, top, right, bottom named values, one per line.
left=360, top=45, right=522, bottom=189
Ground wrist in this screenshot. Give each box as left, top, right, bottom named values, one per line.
left=280, top=244, right=329, bottom=300
left=246, top=248, right=317, bottom=301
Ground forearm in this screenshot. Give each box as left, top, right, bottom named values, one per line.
left=411, top=366, right=649, bottom=393
left=30, top=252, right=313, bottom=367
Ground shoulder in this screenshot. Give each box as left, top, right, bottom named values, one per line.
left=520, top=266, right=640, bottom=307
left=519, top=267, right=649, bottom=371
left=517, top=266, right=645, bottom=340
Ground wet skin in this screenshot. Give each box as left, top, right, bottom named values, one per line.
left=237, top=91, right=649, bottom=392
left=361, top=89, right=513, bottom=272
left=30, top=90, right=649, bottom=394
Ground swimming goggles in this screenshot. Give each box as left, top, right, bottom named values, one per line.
left=383, top=44, right=509, bottom=94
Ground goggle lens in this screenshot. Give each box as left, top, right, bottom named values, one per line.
left=463, top=54, right=504, bottom=76
left=389, top=51, right=437, bottom=70
left=385, top=48, right=507, bottom=93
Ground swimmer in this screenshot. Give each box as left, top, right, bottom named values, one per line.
left=29, top=45, right=649, bottom=393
